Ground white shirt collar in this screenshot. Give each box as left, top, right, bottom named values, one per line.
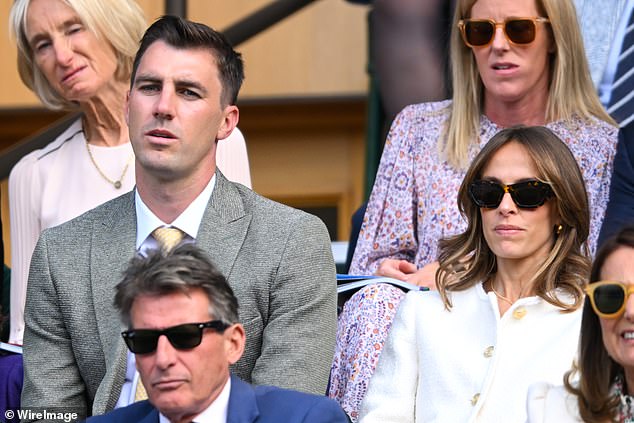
left=158, top=376, right=231, bottom=423
left=135, top=174, right=216, bottom=251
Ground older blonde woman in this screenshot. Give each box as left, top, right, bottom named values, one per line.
left=8, top=0, right=251, bottom=345
left=329, top=0, right=618, bottom=419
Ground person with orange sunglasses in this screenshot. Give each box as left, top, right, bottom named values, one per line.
left=528, top=224, right=634, bottom=422
left=331, top=0, right=619, bottom=419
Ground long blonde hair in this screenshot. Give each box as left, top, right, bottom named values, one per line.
left=445, top=0, right=614, bottom=168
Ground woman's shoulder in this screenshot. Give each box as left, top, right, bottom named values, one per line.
left=397, top=99, right=452, bottom=122
left=36, top=118, right=85, bottom=159
left=549, top=114, right=619, bottom=142
left=10, top=118, right=84, bottom=180
left=400, top=284, right=486, bottom=315
left=385, top=100, right=452, bottom=153
left=398, top=289, right=443, bottom=317
left=13, top=118, right=83, bottom=166
left=527, top=383, right=582, bottom=422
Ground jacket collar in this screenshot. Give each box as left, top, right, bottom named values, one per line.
left=226, top=375, right=259, bottom=423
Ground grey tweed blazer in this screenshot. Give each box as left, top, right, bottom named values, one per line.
left=21, top=171, right=337, bottom=420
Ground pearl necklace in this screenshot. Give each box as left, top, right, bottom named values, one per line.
left=85, top=140, right=133, bottom=189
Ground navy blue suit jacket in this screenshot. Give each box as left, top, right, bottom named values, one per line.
left=85, top=375, right=349, bottom=423
left=598, top=123, right=634, bottom=247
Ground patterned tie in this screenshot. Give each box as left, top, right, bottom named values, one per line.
left=608, top=8, right=634, bottom=127
left=152, top=226, right=185, bottom=253
left=134, top=378, right=148, bottom=401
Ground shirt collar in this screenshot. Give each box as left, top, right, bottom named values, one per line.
left=158, top=376, right=231, bottom=423
left=135, top=174, right=216, bottom=249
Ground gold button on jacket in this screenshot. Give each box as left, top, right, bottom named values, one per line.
left=512, top=307, right=527, bottom=320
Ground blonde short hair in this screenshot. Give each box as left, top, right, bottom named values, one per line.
left=444, top=0, right=614, bottom=168
left=10, top=0, right=146, bottom=110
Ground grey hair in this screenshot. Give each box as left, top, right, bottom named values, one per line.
left=114, top=243, right=239, bottom=328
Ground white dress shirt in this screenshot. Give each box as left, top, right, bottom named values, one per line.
left=116, top=174, right=216, bottom=408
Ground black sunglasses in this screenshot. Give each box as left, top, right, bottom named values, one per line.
left=121, top=320, right=230, bottom=354
left=458, top=17, right=550, bottom=48
left=468, top=179, right=554, bottom=209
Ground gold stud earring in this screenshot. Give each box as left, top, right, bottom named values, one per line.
left=556, top=224, right=563, bottom=235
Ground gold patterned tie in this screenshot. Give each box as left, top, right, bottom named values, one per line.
left=134, top=378, right=148, bottom=401
left=152, top=226, right=185, bottom=253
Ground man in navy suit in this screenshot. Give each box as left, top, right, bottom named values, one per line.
left=86, top=244, right=348, bottom=423
left=598, top=122, right=634, bottom=247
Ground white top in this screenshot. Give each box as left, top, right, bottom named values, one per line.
left=158, top=376, right=231, bottom=423
left=358, top=284, right=582, bottom=423
left=8, top=118, right=251, bottom=344
left=8, top=119, right=134, bottom=344
left=526, top=383, right=583, bottom=423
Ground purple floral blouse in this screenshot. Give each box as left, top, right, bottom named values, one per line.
left=350, top=100, right=618, bottom=274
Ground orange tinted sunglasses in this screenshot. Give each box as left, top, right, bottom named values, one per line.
left=585, top=281, right=634, bottom=319
left=458, top=17, right=550, bottom=48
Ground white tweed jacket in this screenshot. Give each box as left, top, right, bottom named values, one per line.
left=358, top=284, right=582, bottom=423
left=526, top=383, right=583, bottom=422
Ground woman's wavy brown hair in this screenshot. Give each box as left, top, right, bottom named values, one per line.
left=564, top=225, right=634, bottom=422
left=436, top=126, right=590, bottom=311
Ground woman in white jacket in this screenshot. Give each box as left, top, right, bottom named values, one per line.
left=358, top=126, right=590, bottom=423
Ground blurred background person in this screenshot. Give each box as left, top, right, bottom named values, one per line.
left=574, top=0, right=632, bottom=122
left=527, top=224, right=634, bottom=422
left=330, top=0, right=618, bottom=418
left=356, top=0, right=457, bottom=123
left=7, top=0, right=252, bottom=346
left=359, top=125, right=590, bottom=422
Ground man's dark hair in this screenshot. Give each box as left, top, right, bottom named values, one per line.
left=130, top=15, right=244, bottom=106
left=114, top=243, right=239, bottom=328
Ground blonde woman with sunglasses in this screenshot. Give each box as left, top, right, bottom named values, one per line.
left=329, top=0, right=619, bottom=419
left=527, top=224, right=634, bottom=423
left=358, top=126, right=590, bottom=422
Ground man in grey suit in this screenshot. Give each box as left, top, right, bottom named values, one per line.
left=21, top=16, right=337, bottom=420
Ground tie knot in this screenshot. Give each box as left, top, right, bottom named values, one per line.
left=152, top=226, right=185, bottom=253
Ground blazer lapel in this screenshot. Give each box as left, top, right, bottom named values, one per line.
left=227, top=375, right=260, bottom=423
left=90, top=192, right=137, bottom=412
left=196, top=171, right=251, bottom=276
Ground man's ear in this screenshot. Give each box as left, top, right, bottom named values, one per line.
left=224, top=323, right=245, bottom=365
left=216, top=105, right=239, bottom=141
